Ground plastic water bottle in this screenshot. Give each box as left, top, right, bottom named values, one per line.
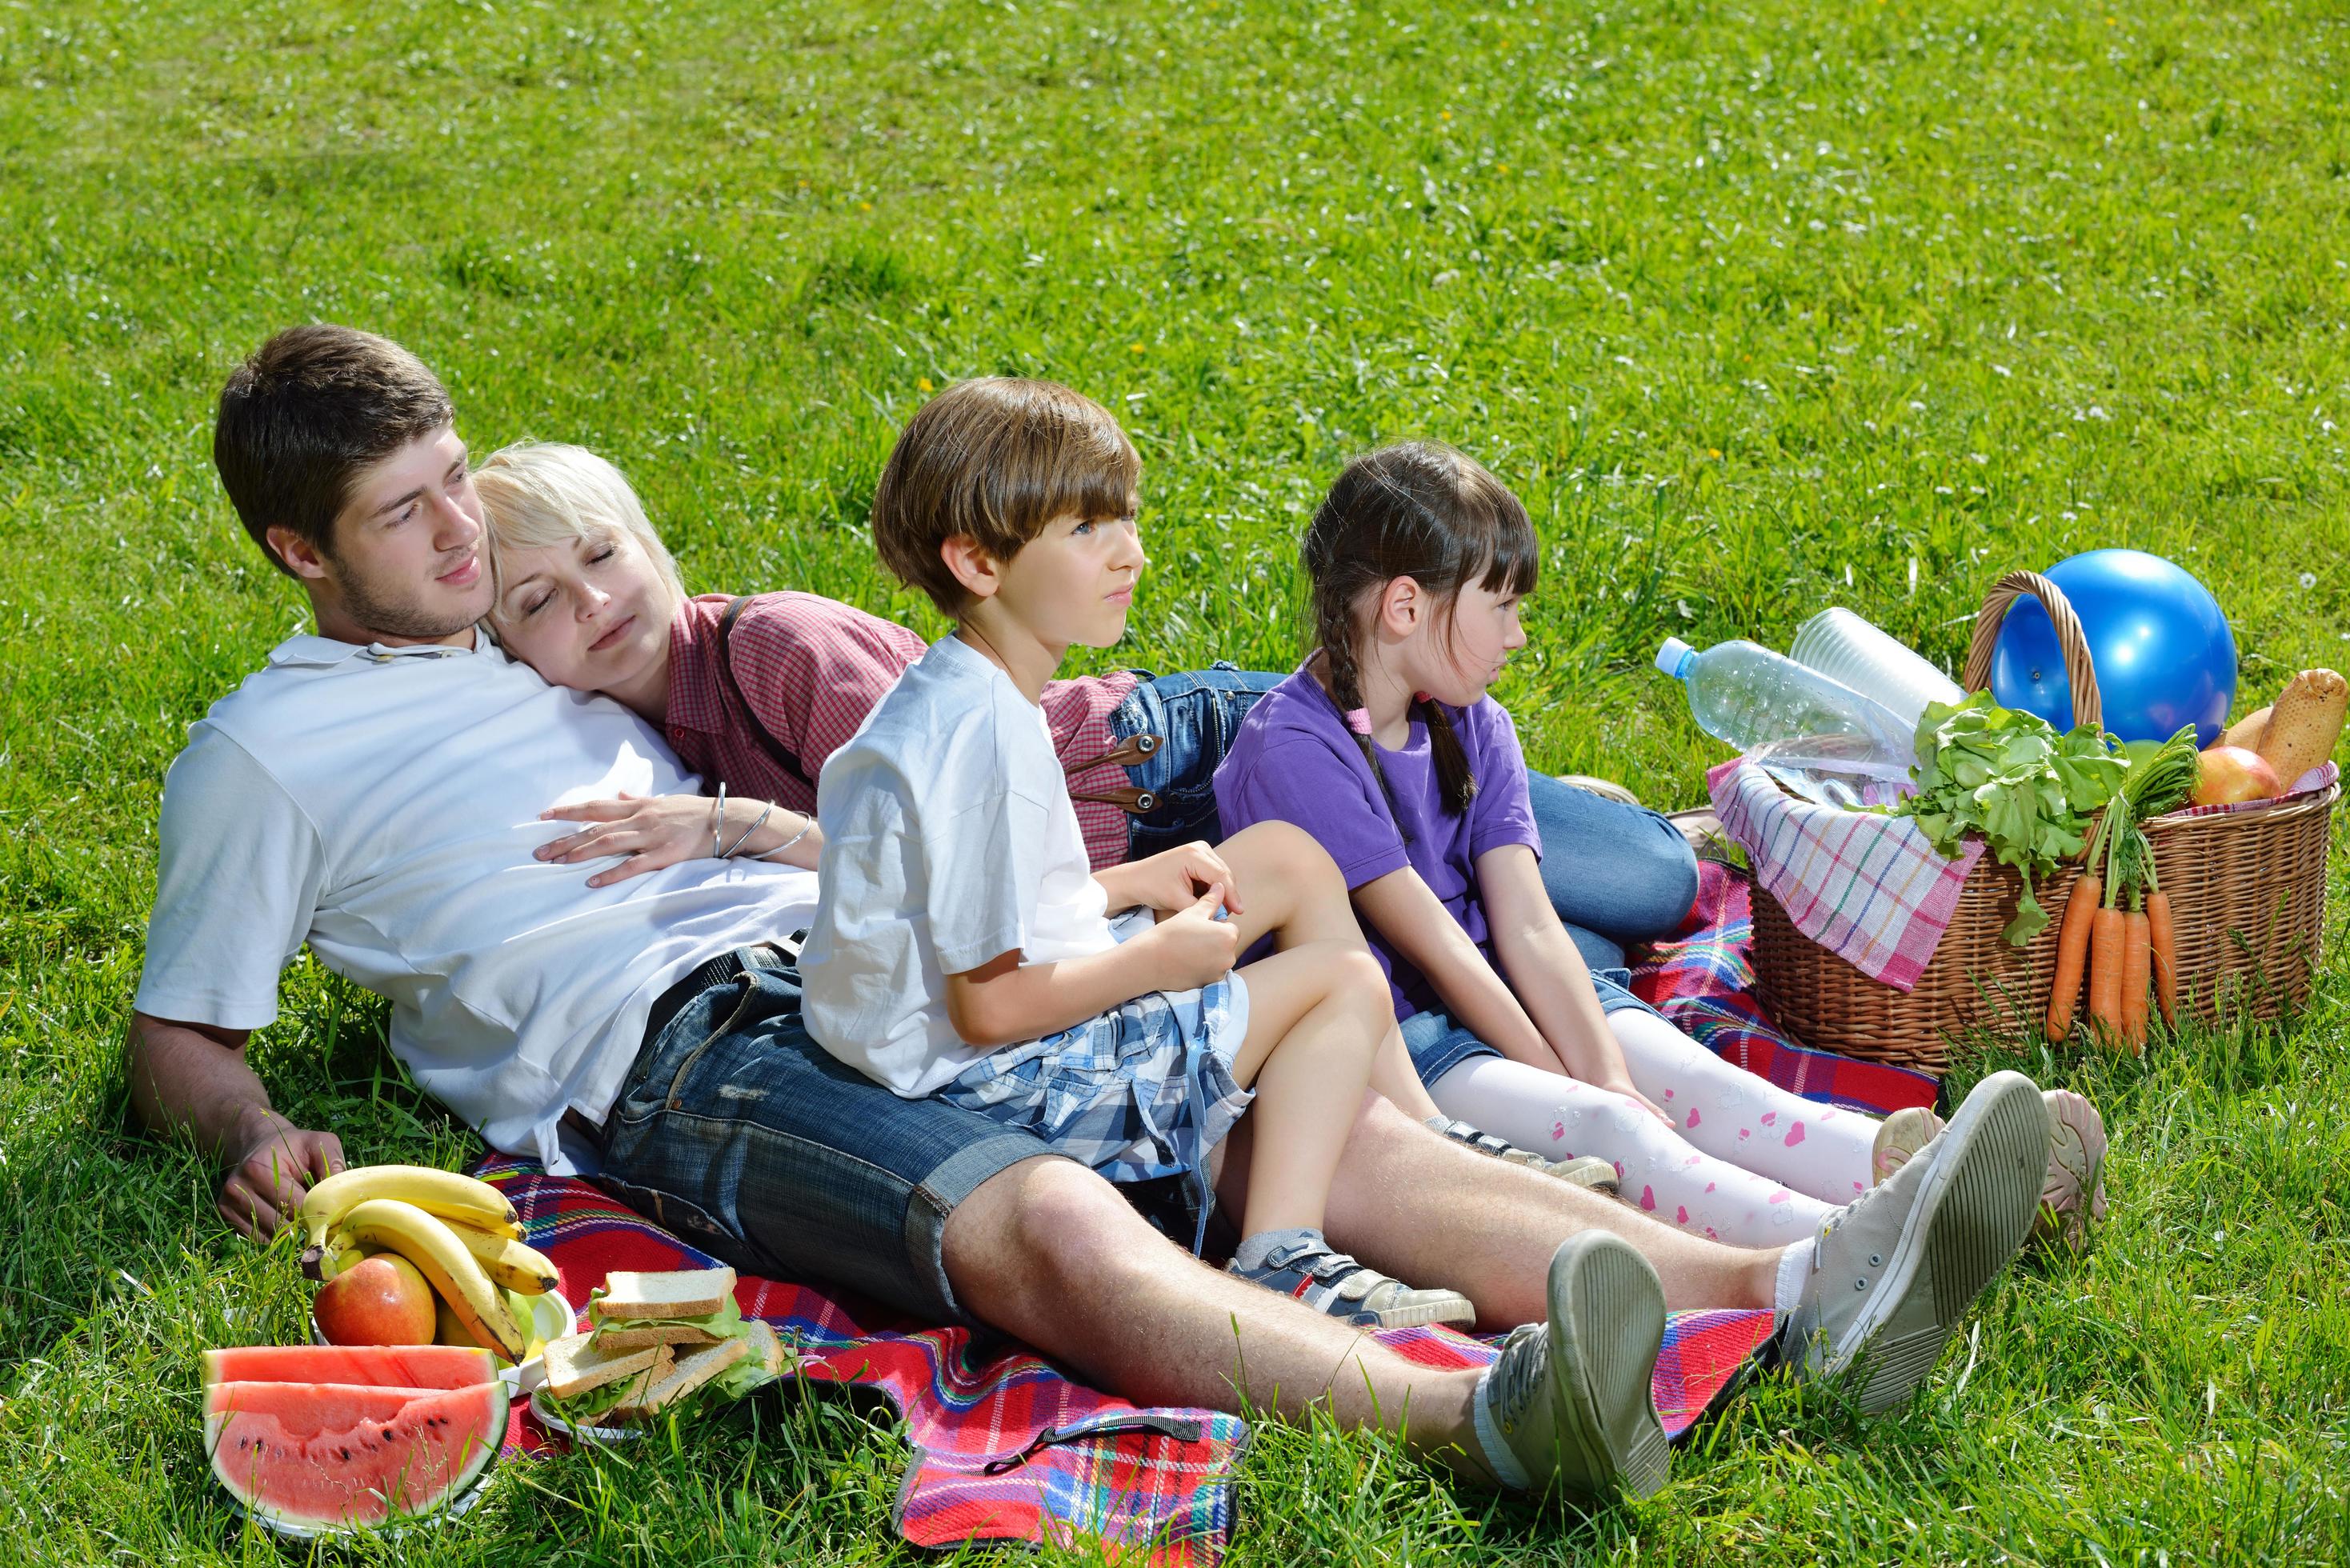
left=1787, top=608, right=1964, bottom=732
left=1656, top=637, right=1919, bottom=805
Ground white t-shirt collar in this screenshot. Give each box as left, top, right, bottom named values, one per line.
left=266, top=626, right=486, bottom=669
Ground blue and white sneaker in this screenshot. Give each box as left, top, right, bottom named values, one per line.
left=1227, top=1229, right=1475, bottom=1329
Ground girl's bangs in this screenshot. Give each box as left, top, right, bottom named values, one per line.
left=1474, top=502, right=1541, bottom=598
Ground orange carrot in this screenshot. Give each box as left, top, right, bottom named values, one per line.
left=2145, top=888, right=2177, bottom=1029
left=2087, top=906, right=2127, bottom=1048
left=2044, top=874, right=2102, bottom=1040
left=2120, top=907, right=2152, bottom=1054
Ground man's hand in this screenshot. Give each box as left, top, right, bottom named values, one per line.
left=1104, top=841, right=1243, bottom=917
left=1136, top=884, right=1243, bottom=991
left=538, top=791, right=718, bottom=887
left=218, top=1107, right=346, bottom=1240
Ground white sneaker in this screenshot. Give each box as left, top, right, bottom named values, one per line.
left=2036, top=1090, right=2109, bottom=1251
left=1782, top=1070, right=2048, bottom=1412
left=1870, top=1105, right=1945, bottom=1185
left=1474, top=1233, right=1670, bottom=1498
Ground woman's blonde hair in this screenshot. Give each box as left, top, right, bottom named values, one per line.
left=474, top=442, right=684, bottom=607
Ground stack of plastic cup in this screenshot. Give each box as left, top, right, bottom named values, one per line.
left=1788, top=608, right=1964, bottom=731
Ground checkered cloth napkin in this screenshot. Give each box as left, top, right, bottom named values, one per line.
left=1707, top=758, right=1985, bottom=993
left=471, top=1158, right=1776, bottom=1566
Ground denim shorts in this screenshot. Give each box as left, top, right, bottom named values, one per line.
left=593, top=949, right=1064, bottom=1325
left=1399, top=968, right=1667, bottom=1086
left=1109, top=662, right=1285, bottom=860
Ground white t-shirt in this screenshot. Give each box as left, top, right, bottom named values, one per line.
left=132, top=631, right=820, bottom=1174
left=802, top=634, right=1116, bottom=1095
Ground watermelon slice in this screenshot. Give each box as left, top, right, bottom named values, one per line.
left=206, top=1379, right=504, bottom=1530
left=204, top=1344, right=495, bottom=1391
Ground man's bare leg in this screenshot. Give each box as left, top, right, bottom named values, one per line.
left=1227, top=1092, right=1784, bottom=1326
left=942, top=1155, right=1485, bottom=1466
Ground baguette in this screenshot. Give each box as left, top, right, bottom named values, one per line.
left=2220, top=704, right=2274, bottom=752
left=2256, top=669, right=2348, bottom=783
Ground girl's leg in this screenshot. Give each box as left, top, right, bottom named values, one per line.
left=1226, top=941, right=1394, bottom=1236
left=1427, top=1054, right=1832, bottom=1247
left=1605, top=1007, right=1880, bottom=1204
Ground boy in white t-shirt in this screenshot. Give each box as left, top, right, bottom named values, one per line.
left=803, top=378, right=1471, bottom=1327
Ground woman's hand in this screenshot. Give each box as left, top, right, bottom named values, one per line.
left=1099, top=841, right=1243, bottom=917
left=538, top=791, right=725, bottom=886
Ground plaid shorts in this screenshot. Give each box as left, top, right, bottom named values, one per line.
left=933, top=968, right=1253, bottom=1210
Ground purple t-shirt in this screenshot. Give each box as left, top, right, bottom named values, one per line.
left=1212, top=664, right=1542, bottom=1019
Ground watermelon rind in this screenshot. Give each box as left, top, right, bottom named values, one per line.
left=206, top=1378, right=505, bottom=1534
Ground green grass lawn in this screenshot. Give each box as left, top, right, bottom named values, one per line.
left=6, top=0, right=2350, bottom=1559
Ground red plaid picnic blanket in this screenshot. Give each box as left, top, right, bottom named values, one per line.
left=1630, top=857, right=1942, bottom=1116
left=1708, top=758, right=1984, bottom=992
left=468, top=1159, right=1777, bottom=1564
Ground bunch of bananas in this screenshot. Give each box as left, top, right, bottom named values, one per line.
left=299, top=1166, right=558, bottom=1362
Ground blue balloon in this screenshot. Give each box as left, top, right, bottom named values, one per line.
left=1990, top=549, right=2236, bottom=746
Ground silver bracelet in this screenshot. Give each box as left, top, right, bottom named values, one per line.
left=755, top=813, right=816, bottom=862
left=711, top=782, right=727, bottom=860
left=719, top=798, right=773, bottom=858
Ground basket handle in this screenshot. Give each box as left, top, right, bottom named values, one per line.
left=1960, top=570, right=2103, bottom=731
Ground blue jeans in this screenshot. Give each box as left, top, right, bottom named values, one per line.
left=1523, top=771, right=1701, bottom=971
left=595, top=951, right=1063, bottom=1324
left=1107, top=662, right=1287, bottom=859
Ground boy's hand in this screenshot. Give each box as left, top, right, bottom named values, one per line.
left=1115, top=842, right=1243, bottom=917
left=1140, top=884, right=1242, bottom=990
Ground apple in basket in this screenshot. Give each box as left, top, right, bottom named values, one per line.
left=2192, top=746, right=2280, bottom=807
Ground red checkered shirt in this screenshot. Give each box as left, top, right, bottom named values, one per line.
left=665, top=593, right=1143, bottom=869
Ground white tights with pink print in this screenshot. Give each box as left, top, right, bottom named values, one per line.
left=1426, top=1007, right=1881, bottom=1247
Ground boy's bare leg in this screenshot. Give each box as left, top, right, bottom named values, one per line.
left=1223, top=1092, right=1783, bottom=1326
left=1215, top=820, right=1371, bottom=952
left=1226, top=942, right=1390, bottom=1234
left=1214, top=822, right=1447, bottom=1121
left=943, top=1154, right=1484, bottom=1462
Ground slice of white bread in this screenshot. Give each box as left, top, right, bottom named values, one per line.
left=590, top=1322, right=728, bottom=1352
left=745, top=1320, right=787, bottom=1378
left=542, top=1332, right=676, bottom=1402
left=590, top=1267, right=737, bottom=1324
left=609, top=1334, right=751, bottom=1420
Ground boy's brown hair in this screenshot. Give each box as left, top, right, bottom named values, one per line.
left=871, top=377, right=1139, bottom=615
left=214, top=324, right=456, bottom=577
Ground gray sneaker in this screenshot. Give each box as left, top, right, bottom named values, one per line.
left=1781, top=1070, right=2049, bottom=1413
left=1475, top=1233, right=1670, bottom=1498
left=1427, top=1118, right=1623, bottom=1194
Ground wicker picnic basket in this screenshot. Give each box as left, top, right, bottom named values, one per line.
left=1749, top=570, right=2339, bottom=1074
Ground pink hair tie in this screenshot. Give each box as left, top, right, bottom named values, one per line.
left=1342, top=707, right=1373, bottom=737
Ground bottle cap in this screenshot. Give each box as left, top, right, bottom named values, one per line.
left=1655, top=638, right=1697, bottom=679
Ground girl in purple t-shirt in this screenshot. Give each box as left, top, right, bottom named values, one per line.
left=1214, top=442, right=2106, bottom=1249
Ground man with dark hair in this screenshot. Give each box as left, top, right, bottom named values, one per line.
left=128, top=323, right=2053, bottom=1502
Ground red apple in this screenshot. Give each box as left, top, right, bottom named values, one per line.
left=314, top=1253, right=437, bottom=1346
left=2192, top=745, right=2281, bottom=806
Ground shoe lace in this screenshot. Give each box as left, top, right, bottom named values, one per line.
left=1486, top=1323, right=1547, bottom=1426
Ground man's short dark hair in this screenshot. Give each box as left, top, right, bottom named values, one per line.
left=213, top=325, right=455, bottom=576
